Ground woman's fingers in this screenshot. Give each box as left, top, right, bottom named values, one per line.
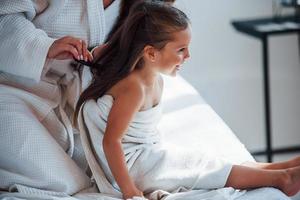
left=69, top=38, right=93, bottom=61
left=81, top=40, right=93, bottom=61
left=66, top=37, right=84, bottom=59
left=62, top=44, right=80, bottom=60
left=82, top=40, right=87, bottom=61
left=47, top=36, right=92, bottom=61
left=87, top=51, right=93, bottom=62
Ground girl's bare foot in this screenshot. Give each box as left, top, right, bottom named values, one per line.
left=280, top=166, right=300, bottom=196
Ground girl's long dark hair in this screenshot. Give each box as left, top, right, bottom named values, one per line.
left=74, top=0, right=189, bottom=123
left=105, top=0, right=176, bottom=42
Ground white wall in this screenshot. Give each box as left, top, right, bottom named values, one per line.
left=175, top=0, right=300, bottom=161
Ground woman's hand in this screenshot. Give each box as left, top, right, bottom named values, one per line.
left=47, top=36, right=93, bottom=61
left=91, top=43, right=108, bottom=60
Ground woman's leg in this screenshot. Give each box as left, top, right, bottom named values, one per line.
left=0, top=94, right=91, bottom=193
left=225, top=165, right=300, bottom=196
left=242, top=156, right=300, bottom=170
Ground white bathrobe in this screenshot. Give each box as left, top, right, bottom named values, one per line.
left=0, top=0, right=121, bottom=196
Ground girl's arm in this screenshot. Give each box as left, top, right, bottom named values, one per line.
left=102, top=82, right=145, bottom=199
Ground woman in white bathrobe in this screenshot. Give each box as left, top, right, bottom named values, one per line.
left=0, top=0, right=123, bottom=195
left=0, top=0, right=176, bottom=197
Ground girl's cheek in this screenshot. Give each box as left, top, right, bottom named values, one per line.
left=177, top=55, right=183, bottom=63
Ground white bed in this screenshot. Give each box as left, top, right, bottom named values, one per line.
left=158, top=75, right=291, bottom=200
left=0, top=75, right=292, bottom=200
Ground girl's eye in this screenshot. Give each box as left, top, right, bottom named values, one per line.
left=178, top=48, right=185, bottom=52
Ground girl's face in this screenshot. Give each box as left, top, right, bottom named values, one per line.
left=155, top=26, right=191, bottom=76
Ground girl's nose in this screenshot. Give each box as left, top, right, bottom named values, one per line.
left=185, top=49, right=190, bottom=60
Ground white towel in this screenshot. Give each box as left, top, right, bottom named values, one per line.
left=78, top=95, right=246, bottom=200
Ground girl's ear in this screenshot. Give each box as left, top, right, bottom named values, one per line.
left=143, top=45, right=157, bottom=62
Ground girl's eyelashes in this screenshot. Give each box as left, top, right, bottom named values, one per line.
left=178, top=48, right=186, bottom=52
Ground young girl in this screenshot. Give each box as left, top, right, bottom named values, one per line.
left=75, top=1, right=300, bottom=199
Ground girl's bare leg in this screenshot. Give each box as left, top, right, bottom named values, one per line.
left=242, top=156, right=300, bottom=170
left=225, top=165, right=300, bottom=196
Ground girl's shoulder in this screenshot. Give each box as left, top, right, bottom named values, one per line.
left=106, top=72, right=145, bottom=101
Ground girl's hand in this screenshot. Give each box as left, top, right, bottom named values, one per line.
left=126, top=197, right=148, bottom=200
left=123, top=187, right=144, bottom=200
left=47, top=36, right=93, bottom=61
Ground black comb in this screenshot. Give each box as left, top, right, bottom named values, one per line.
left=74, top=58, right=94, bottom=67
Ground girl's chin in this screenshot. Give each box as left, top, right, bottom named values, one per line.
left=160, top=68, right=178, bottom=77
left=169, top=70, right=177, bottom=77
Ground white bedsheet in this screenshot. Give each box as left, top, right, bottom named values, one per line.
left=157, top=75, right=291, bottom=200
left=0, top=75, right=291, bottom=200
left=159, top=75, right=254, bottom=164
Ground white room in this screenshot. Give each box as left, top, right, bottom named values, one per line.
left=0, top=0, right=300, bottom=200
left=176, top=0, right=300, bottom=162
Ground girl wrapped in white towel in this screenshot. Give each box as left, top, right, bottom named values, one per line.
left=75, top=1, right=300, bottom=199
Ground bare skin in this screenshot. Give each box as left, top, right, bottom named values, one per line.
left=242, top=156, right=300, bottom=170
left=47, top=36, right=92, bottom=61
left=225, top=156, right=300, bottom=197
left=103, top=0, right=114, bottom=8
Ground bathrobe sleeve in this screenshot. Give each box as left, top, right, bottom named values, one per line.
left=0, top=0, right=55, bottom=82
